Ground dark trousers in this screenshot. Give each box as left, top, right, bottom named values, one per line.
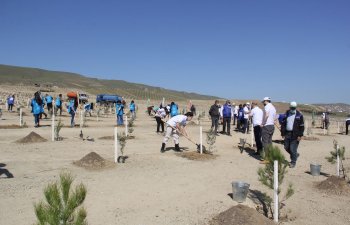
left=211, top=116, right=219, bottom=133
left=243, top=118, right=249, bottom=133
left=8, top=104, right=13, bottom=111
left=254, top=125, right=263, bottom=153
left=284, top=132, right=299, bottom=165
left=47, top=103, right=53, bottom=113
left=156, top=117, right=164, bottom=132
left=346, top=120, right=350, bottom=135
left=233, top=114, right=237, bottom=125
left=70, top=111, right=75, bottom=127
left=222, top=117, right=231, bottom=134
left=55, top=105, right=62, bottom=116
left=34, top=114, right=40, bottom=126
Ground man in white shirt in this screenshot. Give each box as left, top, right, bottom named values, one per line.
left=161, top=112, right=194, bottom=153
left=249, top=102, right=263, bottom=155
left=243, top=102, right=251, bottom=134
left=261, top=97, right=277, bottom=157
left=233, top=103, right=238, bottom=126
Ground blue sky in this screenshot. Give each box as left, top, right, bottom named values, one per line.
left=0, top=0, right=349, bottom=103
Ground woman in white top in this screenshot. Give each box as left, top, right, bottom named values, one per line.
left=161, top=112, right=193, bottom=153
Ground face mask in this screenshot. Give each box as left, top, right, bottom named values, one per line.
left=290, top=109, right=296, bottom=114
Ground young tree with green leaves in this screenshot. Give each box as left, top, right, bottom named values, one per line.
left=257, top=145, right=294, bottom=219
left=34, top=172, right=87, bottom=225
left=326, top=140, right=347, bottom=179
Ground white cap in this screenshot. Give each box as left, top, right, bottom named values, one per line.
left=290, top=101, right=297, bottom=107
left=262, top=97, right=271, bottom=102
left=246, top=102, right=250, bottom=105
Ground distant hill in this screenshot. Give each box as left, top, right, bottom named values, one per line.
left=313, top=103, right=350, bottom=115
left=0, top=64, right=219, bottom=101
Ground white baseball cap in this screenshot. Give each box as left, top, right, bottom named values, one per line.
left=246, top=102, right=250, bottom=105
left=290, top=101, right=297, bottom=108
left=262, top=97, right=271, bottom=102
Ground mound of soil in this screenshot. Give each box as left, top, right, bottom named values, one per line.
left=73, top=152, right=114, bottom=170
left=302, top=136, right=320, bottom=141
left=0, top=124, right=24, bottom=129
left=176, top=151, right=217, bottom=161
left=316, top=176, right=350, bottom=195
left=15, top=132, right=47, bottom=143
left=98, top=136, right=114, bottom=140
left=208, top=204, right=276, bottom=225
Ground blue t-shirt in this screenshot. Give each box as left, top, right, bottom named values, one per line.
left=130, top=103, right=135, bottom=112
left=45, top=95, right=53, bottom=104
left=31, top=99, right=42, bottom=115
left=116, top=103, right=124, bottom=116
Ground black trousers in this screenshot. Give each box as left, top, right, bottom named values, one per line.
left=155, top=117, right=164, bottom=132
left=254, top=125, right=263, bottom=153
left=346, top=120, right=350, bottom=135
left=211, top=116, right=219, bottom=133
left=222, top=117, right=231, bottom=134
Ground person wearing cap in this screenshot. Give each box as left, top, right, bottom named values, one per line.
left=281, top=101, right=304, bottom=168
left=161, top=112, right=194, bottom=153
left=261, top=97, right=277, bottom=157
left=249, top=102, right=264, bottom=155
left=220, top=100, right=234, bottom=136
left=243, top=102, right=251, bottom=134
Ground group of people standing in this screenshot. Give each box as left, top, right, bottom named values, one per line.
left=208, top=97, right=305, bottom=168
left=115, top=99, right=136, bottom=126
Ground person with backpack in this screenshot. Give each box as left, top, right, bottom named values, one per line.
left=281, top=101, right=304, bottom=168
left=170, top=102, right=178, bottom=117
left=160, top=112, right=194, bottom=153
left=129, top=100, right=136, bottom=120
left=116, top=100, right=124, bottom=126
left=45, top=94, right=54, bottom=115
left=67, top=97, right=78, bottom=127
left=55, top=94, right=63, bottom=116
left=209, top=100, right=221, bottom=135
left=220, top=100, right=233, bottom=136
left=31, top=92, right=43, bottom=128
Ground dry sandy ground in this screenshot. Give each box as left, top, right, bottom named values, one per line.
left=1, top=101, right=350, bottom=225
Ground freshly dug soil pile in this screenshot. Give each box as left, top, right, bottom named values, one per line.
left=176, top=151, right=217, bottom=161
left=316, top=176, right=350, bottom=195
left=15, top=132, right=47, bottom=143
left=302, top=136, right=320, bottom=141
left=0, top=124, right=24, bottom=129
left=208, top=204, right=276, bottom=225
left=73, top=152, right=115, bottom=170
left=98, top=136, right=114, bottom=140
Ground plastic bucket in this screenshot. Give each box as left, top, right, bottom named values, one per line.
left=232, top=181, right=250, bottom=203
left=310, top=163, right=321, bottom=176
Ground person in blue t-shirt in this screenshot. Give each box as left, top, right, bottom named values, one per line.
left=55, top=94, right=63, bottom=116
left=170, top=102, right=178, bottom=117
left=129, top=100, right=136, bottom=120
left=45, top=94, right=54, bottom=115
left=31, top=92, right=43, bottom=127
left=67, top=97, right=78, bottom=127
left=116, top=100, right=124, bottom=125
left=7, top=95, right=15, bottom=112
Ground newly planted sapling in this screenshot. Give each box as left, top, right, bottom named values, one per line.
left=34, top=172, right=87, bottom=225
left=117, top=132, right=127, bottom=163
left=326, top=140, right=347, bottom=179
left=257, top=145, right=294, bottom=219
left=54, top=119, right=64, bottom=141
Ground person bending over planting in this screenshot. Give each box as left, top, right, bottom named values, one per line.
left=161, top=112, right=194, bottom=153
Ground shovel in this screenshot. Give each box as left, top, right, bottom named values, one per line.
left=162, top=119, right=207, bottom=152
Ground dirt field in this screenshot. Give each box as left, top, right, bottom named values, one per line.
left=1, top=93, right=350, bottom=225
